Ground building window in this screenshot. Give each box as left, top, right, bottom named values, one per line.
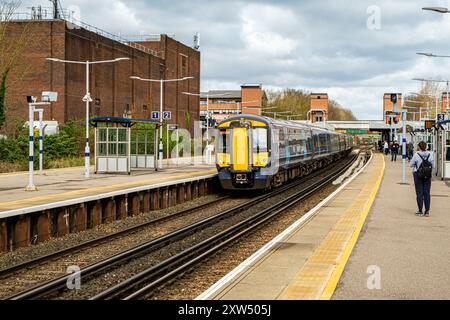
left=179, top=54, right=188, bottom=77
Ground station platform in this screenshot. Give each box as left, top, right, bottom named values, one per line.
left=333, top=155, right=450, bottom=300
left=0, top=161, right=217, bottom=252
left=0, top=162, right=216, bottom=218
left=199, top=151, right=450, bottom=300
left=198, top=153, right=385, bottom=300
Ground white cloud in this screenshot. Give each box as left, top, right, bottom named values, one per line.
left=19, top=0, right=450, bottom=119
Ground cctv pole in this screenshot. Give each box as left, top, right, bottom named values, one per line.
left=159, top=79, right=164, bottom=170
left=26, top=102, right=36, bottom=191
left=36, top=109, right=44, bottom=176
left=84, top=61, right=91, bottom=178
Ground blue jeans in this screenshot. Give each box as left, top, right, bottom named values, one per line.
left=413, top=172, right=431, bottom=213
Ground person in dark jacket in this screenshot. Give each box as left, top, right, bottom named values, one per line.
left=410, top=141, right=435, bottom=217
left=391, top=140, right=400, bottom=161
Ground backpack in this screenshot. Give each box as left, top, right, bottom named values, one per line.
left=417, top=154, right=432, bottom=180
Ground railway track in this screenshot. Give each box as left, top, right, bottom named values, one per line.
left=0, top=196, right=231, bottom=281
left=5, top=151, right=365, bottom=300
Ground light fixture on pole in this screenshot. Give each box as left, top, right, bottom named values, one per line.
left=47, top=57, right=130, bottom=178
left=182, top=91, right=229, bottom=142
left=415, top=53, right=450, bottom=114
left=422, top=7, right=449, bottom=13
left=132, top=76, right=194, bottom=170
left=411, top=79, right=448, bottom=118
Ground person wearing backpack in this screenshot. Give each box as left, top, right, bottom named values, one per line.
left=410, top=141, right=435, bottom=217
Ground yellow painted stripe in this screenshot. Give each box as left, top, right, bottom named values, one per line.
left=279, top=153, right=385, bottom=300
left=0, top=169, right=217, bottom=211
left=320, top=154, right=385, bottom=300
left=0, top=165, right=91, bottom=177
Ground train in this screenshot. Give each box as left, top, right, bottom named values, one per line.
left=216, top=114, right=354, bottom=191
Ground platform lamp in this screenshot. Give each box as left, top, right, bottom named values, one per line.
left=131, top=76, right=194, bottom=170
left=47, top=57, right=130, bottom=178
left=416, top=53, right=450, bottom=115
left=412, top=78, right=449, bottom=119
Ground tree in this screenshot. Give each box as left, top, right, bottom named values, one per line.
left=263, top=88, right=357, bottom=121
left=0, top=0, right=35, bottom=130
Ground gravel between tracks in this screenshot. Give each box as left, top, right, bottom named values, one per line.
left=58, top=157, right=355, bottom=299
left=150, top=183, right=338, bottom=300
left=0, top=195, right=246, bottom=299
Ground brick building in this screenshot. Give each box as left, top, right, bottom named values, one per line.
left=383, top=93, right=402, bottom=124
left=3, top=19, right=200, bottom=131
left=199, top=84, right=264, bottom=125
left=309, top=93, right=329, bottom=123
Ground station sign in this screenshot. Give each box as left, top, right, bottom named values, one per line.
left=437, top=113, right=446, bottom=122
left=163, top=111, right=172, bottom=120
left=425, top=120, right=436, bottom=130
left=151, top=111, right=160, bottom=120
left=346, top=129, right=367, bottom=135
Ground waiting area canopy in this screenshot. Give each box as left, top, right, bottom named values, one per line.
left=90, top=117, right=161, bottom=174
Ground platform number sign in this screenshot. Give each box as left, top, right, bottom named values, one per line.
left=151, top=111, right=160, bottom=120
left=437, top=113, right=445, bottom=122
left=163, top=111, right=172, bottom=120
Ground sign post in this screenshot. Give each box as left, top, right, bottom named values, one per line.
left=25, top=92, right=57, bottom=191
left=401, top=109, right=408, bottom=185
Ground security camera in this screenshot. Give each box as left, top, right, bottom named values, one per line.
left=42, top=91, right=58, bottom=102
left=27, top=96, right=37, bottom=103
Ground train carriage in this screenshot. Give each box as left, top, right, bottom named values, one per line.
left=216, top=115, right=353, bottom=191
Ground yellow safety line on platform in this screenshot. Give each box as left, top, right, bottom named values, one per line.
left=320, top=154, right=385, bottom=300
left=0, top=169, right=217, bottom=211
left=279, top=153, right=385, bottom=300
left=0, top=165, right=90, bottom=177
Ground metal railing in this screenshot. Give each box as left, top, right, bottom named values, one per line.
left=2, top=10, right=162, bottom=57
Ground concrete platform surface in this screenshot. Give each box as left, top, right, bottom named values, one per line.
left=0, top=163, right=216, bottom=217
left=333, top=154, right=450, bottom=300
left=202, top=153, right=384, bottom=300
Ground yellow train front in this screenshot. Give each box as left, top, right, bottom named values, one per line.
left=216, top=115, right=353, bottom=191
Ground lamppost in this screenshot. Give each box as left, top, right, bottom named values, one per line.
left=404, top=100, right=429, bottom=120
left=47, top=57, right=130, bottom=178
left=422, top=7, right=450, bottom=13
left=412, top=78, right=448, bottom=118
left=131, top=76, right=194, bottom=170
left=265, top=111, right=292, bottom=119
left=182, top=91, right=229, bottom=142
left=416, top=53, right=450, bottom=113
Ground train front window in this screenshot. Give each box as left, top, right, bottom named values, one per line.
left=253, top=128, right=268, bottom=153
left=218, top=129, right=230, bottom=153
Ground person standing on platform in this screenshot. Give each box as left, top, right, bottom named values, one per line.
left=410, top=141, right=435, bottom=217
left=383, top=141, right=389, bottom=155
left=391, top=140, right=400, bottom=162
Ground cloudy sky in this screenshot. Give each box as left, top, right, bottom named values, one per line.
left=20, top=0, right=450, bottom=119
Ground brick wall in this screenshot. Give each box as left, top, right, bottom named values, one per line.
left=3, top=21, right=200, bottom=132
left=241, top=85, right=262, bottom=115
left=383, top=94, right=402, bottom=124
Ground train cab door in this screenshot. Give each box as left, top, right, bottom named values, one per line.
left=230, top=123, right=251, bottom=172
